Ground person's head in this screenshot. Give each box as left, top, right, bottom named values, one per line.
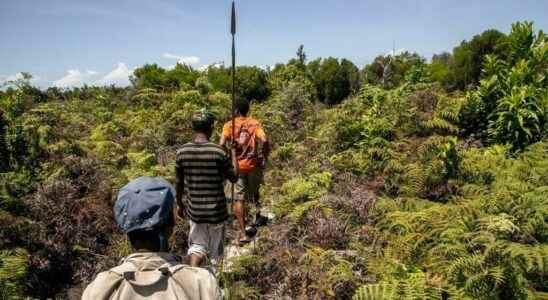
left=234, top=98, right=250, bottom=117
left=191, top=108, right=215, bottom=138
left=114, top=176, right=175, bottom=252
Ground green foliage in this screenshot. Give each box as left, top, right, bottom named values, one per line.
left=405, top=61, right=431, bottom=84
left=206, top=65, right=270, bottom=102
left=445, top=29, right=507, bottom=90
left=195, top=76, right=213, bottom=95
left=308, top=57, right=359, bottom=104
left=362, top=52, right=425, bottom=88
left=254, top=78, right=316, bottom=145
left=0, top=248, right=28, bottom=299
left=460, top=21, right=547, bottom=150
left=235, top=66, right=270, bottom=102
left=131, top=63, right=199, bottom=91
left=274, top=172, right=332, bottom=217
left=1, top=21, right=547, bottom=300
left=131, top=64, right=167, bottom=90
left=0, top=110, right=9, bottom=172
left=225, top=283, right=261, bottom=300
left=373, top=140, right=548, bottom=299
left=353, top=270, right=450, bottom=300
left=489, top=84, right=546, bottom=150
left=299, top=247, right=360, bottom=299
left=330, top=85, right=405, bottom=151
left=428, top=52, right=452, bottom=88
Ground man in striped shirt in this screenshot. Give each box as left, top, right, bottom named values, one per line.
left=175, top=108, right=238, bottom=267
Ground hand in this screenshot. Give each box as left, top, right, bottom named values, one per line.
left=177, top=205, right=186, bottom=219
left=259, top=157, right=267, bottom=169
left=231, top=147, right=239, bottom=175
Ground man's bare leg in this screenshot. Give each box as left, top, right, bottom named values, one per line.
left=254, top=192, right=261, bottom=223
left=233, top=200, right=247, bottom=241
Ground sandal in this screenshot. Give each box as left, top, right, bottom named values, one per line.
left=245, top=226, right=258, bottom=237
left=254, top=214, right=269, bottom=227
left=232, top=237, right=253, bottom=247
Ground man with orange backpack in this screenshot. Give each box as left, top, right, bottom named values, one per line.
left=220, top=99, right=270, bottom=246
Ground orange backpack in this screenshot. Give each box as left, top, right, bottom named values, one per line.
left=233, top=120, right=260, bottom=173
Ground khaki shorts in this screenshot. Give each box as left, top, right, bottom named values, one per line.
left=187, top=220, right=225, bottom=261
left=225, top=168, right=263, bottom=202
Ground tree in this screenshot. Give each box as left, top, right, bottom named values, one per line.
left=340, top=59, right=361, bottom=94
left=206, top=65, right=231, bottom=92
left=405, top=60, right=431, bottom=84
left=131, top=63, right=199, bottom=91
left=296, top=45, right=307, bottom=69
left=131, top=64, right=167, bottom=90
left=204, top=65, right=270, bottom=102
left=0, top=109, right=8, bottom=171
left=288, top=45, right=308, bottom=72
left=362, top=52, right=424, bottom=88
left=316, top=57, right=349, bottom=105
left=269, top=63, right=309, bottom=93
left=428, top=52, right=452, bottom=86
left=236, top=66, right=270, bottom=102
left=164, top=63, right=199, bottom=90
left=446, top=29, right=507, bottom=90
left=461, top=21, right=547, bottom=150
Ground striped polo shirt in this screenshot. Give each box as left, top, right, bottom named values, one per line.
left=176, top=142, right=232, bottom=224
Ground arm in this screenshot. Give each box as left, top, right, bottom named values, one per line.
left=219, top=134, right=227, bottom=148
left=260, top=138, right=270, bottom=162
left=256, top=127, right=270, bottom=168
left=221, top=149, right=239, bottom=183
left=175, top=158, right=186, bottom=219
left=219, top=123, right=230, bottom=150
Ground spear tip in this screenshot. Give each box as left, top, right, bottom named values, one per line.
left=231, top=1, right=236, bottom=35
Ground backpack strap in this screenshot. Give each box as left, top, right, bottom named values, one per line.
left=109, top=261, right=138, bottom=278
left=108, top=262, right=187, bottom=287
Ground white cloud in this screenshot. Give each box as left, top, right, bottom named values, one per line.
left=54, top=69, right=98, bottom=88
left=96, top=62, right=132, bottom=86
left=197, top=62, right=223, bottom=71
left=385, top=48, right=407, bottom=57
left=5, top=73, right=25, bottom=82
left=162, top=53, right=200, bottom=65
left=0, top=72, right=36, bottom=86
left=53, top=63, right=132, bottom=88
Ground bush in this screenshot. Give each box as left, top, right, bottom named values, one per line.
left=0, top=248, right=28, bottom=299
left=274, top=172, right=332, bottom=217
left=460, top=21, right=547, bottom=150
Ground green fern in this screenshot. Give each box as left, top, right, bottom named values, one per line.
left=421, top=117, right=459, bottom=135
left=0, top=248, right=28, bottom=300
left=353, top=284, right=396, bottom=300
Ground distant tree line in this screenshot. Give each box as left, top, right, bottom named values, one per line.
left=128, top=26, right=509, bottom=105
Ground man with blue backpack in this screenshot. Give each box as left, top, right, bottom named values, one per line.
left=82, top=176, right=222, bottom=300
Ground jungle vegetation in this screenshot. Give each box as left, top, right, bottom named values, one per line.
left=0, top=21, right=547, bottom=299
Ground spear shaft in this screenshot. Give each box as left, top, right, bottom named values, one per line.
left=231, top=1, right=236, bottom=143
left=230, top=1, right=237, bottom=204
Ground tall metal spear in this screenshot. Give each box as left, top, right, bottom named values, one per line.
left=231, top=0, right=236, bottom=135
left=230, top=0, right=237, bottom=204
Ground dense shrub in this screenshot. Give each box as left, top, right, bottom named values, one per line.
left=460, top=21, right=547, bottom=150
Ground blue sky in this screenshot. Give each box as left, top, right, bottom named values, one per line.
left=1, top=0, right=547, bottom=88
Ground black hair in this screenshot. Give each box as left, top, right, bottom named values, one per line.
left=128, top=228, right=163, bottom=251
left=191, top=119, right=214, bottom=134
left=235, top=98, right=250, bottom=116
left=127, top=215, right=174, bottom=251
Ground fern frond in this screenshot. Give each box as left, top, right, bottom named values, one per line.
left=353, top=284, right=396, bottom=300
left=421, top=117, right=459, bottom=135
